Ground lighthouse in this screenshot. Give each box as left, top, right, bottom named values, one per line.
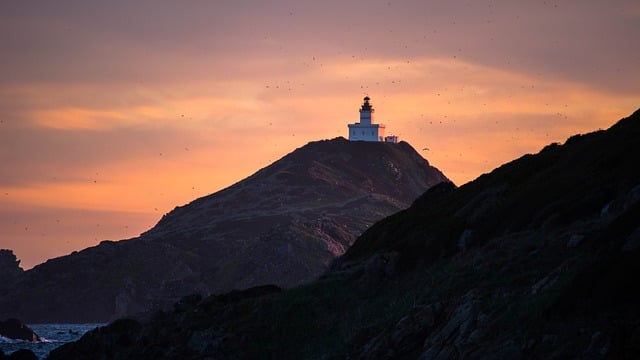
left=347, top=96, right=398, bottom=143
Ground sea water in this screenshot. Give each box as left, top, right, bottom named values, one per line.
left=0, top=323, right=103, bottom=359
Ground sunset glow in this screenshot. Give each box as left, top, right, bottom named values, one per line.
left=1, top=1, right=639, bottom=268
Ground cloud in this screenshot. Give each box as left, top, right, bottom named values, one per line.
left=2, top=1, right=638, bottom=93
left=1, top=0, right=638, bottom=267
left=2, top=52, right=636, bottom=190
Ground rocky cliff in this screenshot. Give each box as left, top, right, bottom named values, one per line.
left=0, top=138, right=447, bottom=323
left=49, top=109, right=640, bottom=359
left=0, top=250, right=23, bottom=296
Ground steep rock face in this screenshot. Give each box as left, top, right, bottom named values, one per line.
left=0, top=138, right=447, bottom=323
left=49, top=109, right=640, bottom=359
left=0, top=250, right=23, bottom=299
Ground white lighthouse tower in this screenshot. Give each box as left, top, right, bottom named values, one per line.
left=347, top=97, right=398, bottom=143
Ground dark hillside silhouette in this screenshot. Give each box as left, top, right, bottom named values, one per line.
left=51, top=109, right=640, bottom=359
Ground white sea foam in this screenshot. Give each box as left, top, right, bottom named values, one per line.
left=0, top=335, right=15, bottom=343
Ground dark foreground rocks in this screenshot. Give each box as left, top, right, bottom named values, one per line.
left=48, top=285, right=282, bottom=360
left=0, top=319, right=39, bottom=342
left=0, top=349, right=37, bottom=360
left=47, top=319, right=143, bottom=360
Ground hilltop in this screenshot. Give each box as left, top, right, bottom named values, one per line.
left=0, top=137, right=447, bottom=323
left=50, top=109, right=640, bottom=359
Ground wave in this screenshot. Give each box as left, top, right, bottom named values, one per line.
left=0, top=335, right=14, bottom=343
left=0, top=335, right=54, bottom=344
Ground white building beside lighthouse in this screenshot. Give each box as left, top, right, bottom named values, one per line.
left=348, top=96, right=398, bottom=143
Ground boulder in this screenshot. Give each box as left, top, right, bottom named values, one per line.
left=6, top=349, right=37, bottom=360
left=48, top=319, right=143, bottom=360
left=0, top=319, right=40, bottom=342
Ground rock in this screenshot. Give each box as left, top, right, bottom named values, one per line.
left=440, top=297, right=478, bottom=345
left=621, top=226, right=640, bottom=253
left=599, top=202, right=612, bottom=218
left=541, top=334, right=558, bottom=346
left=48, top=318, right=143, bottom=360
left=457, top=229, right=472, bottom=252
left=390, top=305, right=440, bottom=355
left=600, top=184, right=640, bottom=219
left=493, top=341, right=522, bottom=360
left=355, top=330, right=393, bottom=360
left=6, top=349, right=37, bottom=360
left=623, top=184, right=640, bottom=210
left=629, top=325, right=640, bottom=353
left=348, top=325, right=384, bottom=356
left=567, top=234, right=585, bottom=248
left=419, top=344, right=456, bottom=360
left=0, top=319, right=40, bottom=342
left=418, top=294, right=480, bottom=360
left=187, top=327, right=222, bottom=354
left=582, top=331, right=609, bottom=359
left=531, top=259, right=574, bottom=295
left=352, top=304, right=443, bottom=359
left=531, top=274, right=557, bottom=295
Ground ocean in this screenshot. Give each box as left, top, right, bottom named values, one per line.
left=0, top=323, right=103, bottom=359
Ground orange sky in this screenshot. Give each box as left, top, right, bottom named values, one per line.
left=1, top=1, right=639, bottom=269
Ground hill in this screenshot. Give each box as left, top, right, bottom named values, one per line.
left=50, top=109, right=640, bottom=359
left=0, top=137, right=447, bottom=323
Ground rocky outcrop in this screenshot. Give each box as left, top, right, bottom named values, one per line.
left=48, top=285, right=281, bottom=360
left=0, top=250, right=23, bottom=294
left=0, top=349, right=38, bottom=360
left=0, top=138, right=448, bottom=323
left=0, top=319, right=39, bottom=342
left=47, top=319, right=143, bottom=360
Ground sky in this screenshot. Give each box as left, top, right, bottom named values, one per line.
left=1, top=0, right=639, bottom=269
